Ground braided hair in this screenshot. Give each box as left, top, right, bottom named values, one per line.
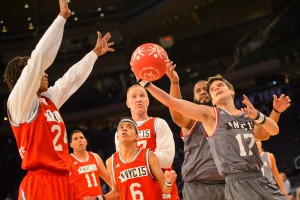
left=3, top=56, right=30, bottom=91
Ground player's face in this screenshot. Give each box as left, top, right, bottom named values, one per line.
left=193, top=81, right=210, bottom=105
left=70, top=132, right=87, bottom=151
left=117, top=122, right=138, bottom=143
left=38, top=72, right=49, bottom=94
left=126, top=86, right=149, bottom=114
left=209, top=80, right=234, bottom=105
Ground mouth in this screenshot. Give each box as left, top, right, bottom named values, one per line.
left=216, top=91, right=222, bottom=96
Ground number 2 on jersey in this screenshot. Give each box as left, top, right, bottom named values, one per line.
left=51, top=124, right=68, bottom=151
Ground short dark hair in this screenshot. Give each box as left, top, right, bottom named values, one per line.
left=69, top=130, right=83, bottom=142
left=3, top=56, right=30, bottom=91
left=205, top=74, right=234, bottom=99
left=117, top=117, right=139, bottom=135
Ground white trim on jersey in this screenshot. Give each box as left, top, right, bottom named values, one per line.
left=145, top=149, right=154, bottom=179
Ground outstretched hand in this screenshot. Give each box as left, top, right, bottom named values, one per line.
left=273, top=94, right=291, bottom=113
left=165, top=61, right=179, bottom=82
left=59, top=0, right=71, bottom=19
left=93, top=31, right=115, bottom=57
left=242, top=94, right=258, bottom=119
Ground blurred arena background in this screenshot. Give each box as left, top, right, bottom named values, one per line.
left=0, top=0, right=299, bottom=199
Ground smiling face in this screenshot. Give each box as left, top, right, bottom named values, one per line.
left=70, top=132, right=88, bottom=152
left=193, top=81, right=211, bottom=105
left=117, top=121, right=139, bottom=144
left=126, top=85, right=149, bottom=115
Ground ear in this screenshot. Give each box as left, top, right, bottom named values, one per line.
left=70, top=142, right=74, bottom=148
left=126, top=100, right=130, bottom=109
left=230, top=89, right=235, bottom=97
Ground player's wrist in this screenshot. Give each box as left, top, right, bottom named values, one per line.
left=96, top=195, right=106, bottom=200
left=165, top=179, right=173, bottom=187
left=253, top=110, right=266, bottom=124
left=137, top=79, right=152, bottom=88
left=170, top=80, right=179, bottom=84
left=273, top=108, right=281, bottom=114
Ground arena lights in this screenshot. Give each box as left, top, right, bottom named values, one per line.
left=28, top=23, right=34, bottom=30
left=2, top=26, right=7, bottom=33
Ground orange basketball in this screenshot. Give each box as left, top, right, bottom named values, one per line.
left=130, top=43, right=169, bottom=81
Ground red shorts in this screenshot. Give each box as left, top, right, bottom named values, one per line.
left=18, top=169, right=81, bottom=200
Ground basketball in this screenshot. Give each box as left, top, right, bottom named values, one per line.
left=130, top=43, right=169, bottom=81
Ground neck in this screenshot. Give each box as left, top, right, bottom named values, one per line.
left=217, top=101, right=240, bottom=115
left=119, top=144, right=139, bottom=162
left=131, top=113, right=149, bottom=122
left=73, top=150, right=88, bottom=160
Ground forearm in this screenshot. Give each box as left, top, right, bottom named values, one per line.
left=47, top=51, right=97, bottom=108
left=259, top=117, right=279, bottom=136
left=273, top=174, right=288, bottom=195
left=155, top=151, right=174, bottom=169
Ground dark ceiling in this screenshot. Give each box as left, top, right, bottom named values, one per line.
left=0, top=0, right=299, bottom=133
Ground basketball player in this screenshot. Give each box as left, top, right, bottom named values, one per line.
left=3, top=0, right=114, bottom=199
left=135, top=72, right=290, bottom=199
left=69, top=130, right=112, bottom=199
left=256, top=140, right=288, bottom=195
left=114, top=84, right=180, bottom=199
left=90, top=117, right=177, bottom=200
left=166, top=62, right=291, bottom=199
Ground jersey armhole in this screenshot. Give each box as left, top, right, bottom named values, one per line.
left=145, top=149, right=154, bottom=179
left=208, top=107, right=219, bottom=137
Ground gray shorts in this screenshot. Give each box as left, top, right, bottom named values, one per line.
left=225, top=171, right=289, bottom=200
left=182, top=181, right=226, bottom=200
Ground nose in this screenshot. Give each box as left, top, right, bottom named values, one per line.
left=43, top=72, right=48, bottom=78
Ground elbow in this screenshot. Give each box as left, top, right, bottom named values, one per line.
left=269, top=126, right=279, bottom=136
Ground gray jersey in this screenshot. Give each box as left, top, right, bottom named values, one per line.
left=261, top=152, right=276, bottom=185
left=208, top=107, right=263, bottom=176
left=182, top=121, right=225, bottom=183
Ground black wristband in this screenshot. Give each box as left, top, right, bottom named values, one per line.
left=144, top=81, right=152, bottom=89
left=273, top=108, right=281, bottom=113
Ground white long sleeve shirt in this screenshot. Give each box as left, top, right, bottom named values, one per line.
left=7, top=16, right=98, bottom=125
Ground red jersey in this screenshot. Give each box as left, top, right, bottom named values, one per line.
left=9, top=96, right=70, bottom=172
left=69, top=151, right=103, bottom=197
left=112, top=148, right=162, bottom=200
left=136, top=117, right=157, bottom=150
left=136, top=117, right=180, bottom=200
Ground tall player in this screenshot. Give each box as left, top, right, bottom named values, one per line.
left=100, top=117, right=177, bottom=200
left=256, top=140, right=288, bottom=195
left=69, top=130, right=112, bottom=199
left=115, top=84, right=180, bottom=200
left=135, top=72, right=290, bottom=200
left=3, top=0, right=114, bottom=199
left=166, top=63, right=226, bottom=200
left=166, top=62, right=291, bottom=200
